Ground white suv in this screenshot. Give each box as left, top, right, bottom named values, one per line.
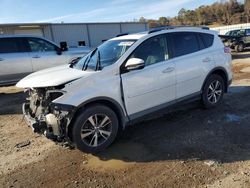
left=17, top=27, right=232, bottom=153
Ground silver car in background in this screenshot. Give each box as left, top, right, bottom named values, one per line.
left=0, top=35, right=91, bottom=86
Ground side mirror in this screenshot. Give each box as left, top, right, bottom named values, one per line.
left=56, top=47, right=62, bottom=55
left=125, top=58, right=145, bottom=71
left=60, top=42, right=68, bottom=51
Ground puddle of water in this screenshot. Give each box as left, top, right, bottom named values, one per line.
left=228, top=86, right=250, bottom=94
left=225, top=114, right=241, bottom=122
left=83, top=142, right=152, bottom=171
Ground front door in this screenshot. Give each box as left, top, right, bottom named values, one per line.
left=26, top=37, right=69, bottom=72
left=121, top=34, right=176, bottom=118
left=245, top=29, right=250, bottom=47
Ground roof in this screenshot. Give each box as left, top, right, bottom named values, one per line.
left=110, top=33, right=147, bottom=40
left=110, top=26, right=217, bottom=41
left=0, top=22, right=148, bottom=27
left=0, top=34, right=46, bottom=38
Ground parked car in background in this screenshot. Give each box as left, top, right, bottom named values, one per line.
left=17, top=27, right=232, bottom=153
left=219, top=28, right=250, bottom=52
left=0, top=35, right=91, bottom=86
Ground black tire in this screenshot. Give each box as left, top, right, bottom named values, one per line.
left=72, top=104, right=119, bottom=153
left=235, top=43, right=244, bottom=52
left=201, top=74, right=225, bottom=109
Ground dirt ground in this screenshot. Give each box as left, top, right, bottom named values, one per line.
left=0, top=52, right=250, bottom=188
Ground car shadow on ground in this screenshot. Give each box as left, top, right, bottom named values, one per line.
left=232, top=50, right=250, bottom=59
left=0, top=92, right=25, bottom=115
left=94, top=86, right=250, bottom=165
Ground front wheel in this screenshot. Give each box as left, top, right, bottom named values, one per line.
left=72, top=104, right=119, bottom=153
left=201, top=74, right=225, bottom=108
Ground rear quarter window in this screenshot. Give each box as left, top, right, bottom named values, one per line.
left=199, top=33, right=214, bottom=48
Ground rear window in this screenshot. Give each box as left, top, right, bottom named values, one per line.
left=0, top=38, right=20, bottom=53
left=199, top=33, right=214, bottom=48
left=170, top=32, right=200, bottom=57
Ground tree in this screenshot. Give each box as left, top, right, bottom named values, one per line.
left=141, top=0, right=246, bottom=28
left=158, top=17, right=169, bottom=26
left=139, top=17, right=147, bottom=23
left=245, top=0, right=250, bottom=22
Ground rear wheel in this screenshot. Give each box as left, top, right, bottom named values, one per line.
left=201, top=74, right=225, bottom=108
left=235, top=43, right=244, bottom=52
left=72, top=104, right=119, bottom=153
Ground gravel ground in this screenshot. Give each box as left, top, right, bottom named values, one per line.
left=0, top=52, right=250, bottom=188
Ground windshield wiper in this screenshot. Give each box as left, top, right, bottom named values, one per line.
left=83, top=48, right=98, bottom=71
left=69, top=57, right=81, bottom=68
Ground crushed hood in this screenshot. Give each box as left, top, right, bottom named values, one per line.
left=16, top=65, right=94, bottom=88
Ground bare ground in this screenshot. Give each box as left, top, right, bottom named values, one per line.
left=0, top=52, right=250, bottom=188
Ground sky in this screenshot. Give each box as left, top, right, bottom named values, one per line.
left=0, top=0, right=220, bottom=23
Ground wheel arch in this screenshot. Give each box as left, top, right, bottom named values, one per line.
left=67, top=97, right=128, bottom=140
left=202, top=67, right=229, bottom=93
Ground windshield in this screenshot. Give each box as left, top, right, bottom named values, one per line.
left=73, top=39, right=136, bottom=71
left=226, top=30, right=245, bottom=37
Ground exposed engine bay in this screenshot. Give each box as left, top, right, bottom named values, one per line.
left=22, top=86, right=75, bottom=142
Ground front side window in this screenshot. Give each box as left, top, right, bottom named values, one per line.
left=129, top=35, right=169, bottom=66
left=0, top=38, right=20, bottom=53
left=74, top=39, right=136, bottom=71
left=237, top=30, right=245, bottom=37
left=28, top=38, right=56, bottom=52
left=171, top=32, right=200, bottom=57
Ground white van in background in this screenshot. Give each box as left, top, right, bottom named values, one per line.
left=0, top=35, right=91, bottom=86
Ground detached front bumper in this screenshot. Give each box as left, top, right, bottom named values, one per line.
left=22, top=103, right=47, bottom=133
left=22, top=102, right=76, bottom=141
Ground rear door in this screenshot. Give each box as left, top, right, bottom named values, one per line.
left=169, top=32, right=214, bottom=99
left=26, top=37, right=70, bottom=72
left=0, top=37, right=32, bottom=85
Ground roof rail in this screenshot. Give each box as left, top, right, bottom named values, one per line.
left=148, top=25, right=209, bottom=34
left=116, top=32, right=129, bottom=37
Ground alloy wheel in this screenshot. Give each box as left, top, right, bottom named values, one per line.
left=207, top=80, right=222, bottom=104
left=80, top=114, right=112, bottom=147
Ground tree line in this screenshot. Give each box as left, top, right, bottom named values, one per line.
left=139, top=0, right=250, bottom=28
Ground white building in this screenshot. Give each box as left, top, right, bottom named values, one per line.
left=211, top=23, right=250, bottom=35
left=0, top=22, right=148, bottom=47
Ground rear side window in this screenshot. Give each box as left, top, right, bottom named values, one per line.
left=170, top=32, right=200, bottom=57
left=0, top=38, right=20, bottom=53
left=199, top=33, right=214, bottom=48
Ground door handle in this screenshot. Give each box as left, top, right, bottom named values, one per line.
left=162, top=67, right=175, bottom=73
left=0, top=58, right=4, bottom=61
left=32, top=55, right=41, bottom=58
left=202, top=57, right=212, bottom=63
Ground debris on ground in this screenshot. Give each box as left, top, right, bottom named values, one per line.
left=15, top=140, right=31, bottom=148
left=204, top=160, right=221, bottom=167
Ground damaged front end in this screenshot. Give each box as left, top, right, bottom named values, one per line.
left=22, top=87, right=75, bottom=142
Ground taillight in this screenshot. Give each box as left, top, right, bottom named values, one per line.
left=224, top=47, right=231, bottom=54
